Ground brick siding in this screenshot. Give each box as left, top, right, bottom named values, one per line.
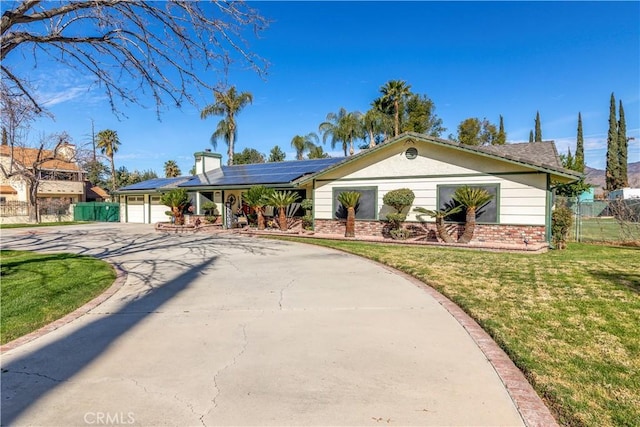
left=314, top=219, right=546, bottom=244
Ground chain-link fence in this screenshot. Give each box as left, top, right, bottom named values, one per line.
left=555, top=196, right=640, bottom=244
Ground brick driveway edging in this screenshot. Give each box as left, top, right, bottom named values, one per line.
left=379, top=264, right=559, bottom=427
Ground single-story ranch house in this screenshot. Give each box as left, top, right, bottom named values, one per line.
left=116, top=133, right=581, bottom=245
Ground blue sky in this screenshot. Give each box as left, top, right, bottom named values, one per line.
left=17, top=1, right=640, bottom=174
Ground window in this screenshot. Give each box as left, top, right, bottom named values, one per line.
left=405, top=147, right=418, bottom=160
left=333, top=187, right=377, bottom=220
left=150, top=196, right=162, bottom=204
left=127, top=196, right=144, bottom=204
left=437, top=184, right=499, bottom=223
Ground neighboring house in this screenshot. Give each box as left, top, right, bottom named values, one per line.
left=116, top=133, right=581, bottom=244
left=0, top=143, right=85, bottom=206
left=85, top=183, right=111, bottom=202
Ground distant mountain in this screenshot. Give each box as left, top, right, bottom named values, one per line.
left=585, top=162, right=640, bottom=194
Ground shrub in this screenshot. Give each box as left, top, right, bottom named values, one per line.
left=384, top=188, right=415, bottom=238
left=390, top=228, right=411, bottom=240
left=552, top=206, right=574, bottom=250
left=301, top=198, right=313, bottom=212
left=202, top=201, right=218, bottom=216
left=383, top=188, right=415, bottom=213
left=302, top=213, right=314, bottom=230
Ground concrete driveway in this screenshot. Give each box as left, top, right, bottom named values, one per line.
left=1, top=223, right=525, bottom=426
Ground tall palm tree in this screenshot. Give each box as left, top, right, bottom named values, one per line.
left=291, top=132, right=319, bottom=160
left=380, top=80, right=411, bottom=137
left=319, top=107, right=363, bottom=156
left=96, top=129, right=120, bottom=192
left=243, top=185, right=274, bottom=230
left=266, top=190, right=300, bottom=231
left=363, top=104, right=391, bottom=148
left=337, top=191, right=361, bottom=237
left=452, top=186, right=494, bottom=244
left=164, top=160, right=181, bottom=178
left=200, top=86, right=253, bottom=166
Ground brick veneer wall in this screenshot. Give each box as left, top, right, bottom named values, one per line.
left=314, top=219, right=546, bottom=244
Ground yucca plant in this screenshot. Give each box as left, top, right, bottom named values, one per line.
left=452, top=186, right=494, bottom=243
left=160, top=188, right=190, bottom=225
left=337, top=191, right=361, bottom=237
left=413, top=205, right=463, bottom=243
left=266, top=190, right=300, bottom=231
left=243, top=185, right=275, bottom=230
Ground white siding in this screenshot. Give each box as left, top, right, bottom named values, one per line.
left=314, top=142, right=549, bottom=226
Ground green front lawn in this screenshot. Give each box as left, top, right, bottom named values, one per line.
left=270, top=238, right=639, bottom=427
left=0, top=250, right=116, bottom=344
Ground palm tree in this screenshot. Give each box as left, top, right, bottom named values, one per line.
left=160, top=188, right=190, bottom=226
left=291, top=132, right=319, bottom=160
left=337, top=191, right=361, bottom=237
left=380, top=80, right=411, bottom=137
left=96, top=129, right=120, bottom=192
left=319, top=107, right=363, bottom=156
left=243, top=185, right=274, bottom=230
left=362, top=106, right=388, bottom=148
left=452, top=186, right=494, bottom=244
left=164, top=160, right=181, bottom=178
left=200, top=86, right=253, bottom=166
left=266, top=190, right=300, bottom=231
left=413, top=206, right=463, bottom=243
left=307, top=144, right=330, bottom=159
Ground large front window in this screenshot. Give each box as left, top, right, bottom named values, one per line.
left=332, top=186, right=377, bottom=220
left=437, top=184, right=499, bottom=223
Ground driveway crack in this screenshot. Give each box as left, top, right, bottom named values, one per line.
left=279, top=278, right=295, bottom=310
left=200, top=311, right=263, bottom=426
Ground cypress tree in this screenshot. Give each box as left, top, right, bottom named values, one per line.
left=618, top=100, right=627, bottom=188
left=605, top=93, right=618, bottom=191
left=529, top=130, right=534, bottom=143
left=576, top=112, right=584, bottom=172
left=495, top=115, right=506, bottom=145
left=534, top=111, right=542, bottom=142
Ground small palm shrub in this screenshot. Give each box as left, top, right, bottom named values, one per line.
left=160, top=188, right=190, bottom=225
left=244, top=185, right=275, bottom=230
left=337, top=191, right=361, bottom=237
left=452, top=186, right=493, bottom=243
left=414, top=206, right=463, bottom=243
left=266, top=190, right=300, bottom=231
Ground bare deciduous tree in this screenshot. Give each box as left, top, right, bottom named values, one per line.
left=1, top=0, right=269, bottom=116
left=0, top=131, right=84, bottom=222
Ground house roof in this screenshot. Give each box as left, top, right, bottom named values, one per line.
left=0, top=145, right=82, bottom=172
left=296, top=133, right=582, bottom=185
left=117, top=133, right=581, bottom=193
left=118, top=176, right=195, bottom=192
left=85, top=184, right=110, bottom=199
left=0, top=185, right=17, bottom=194
left=178, top=157, right=343, bottom=189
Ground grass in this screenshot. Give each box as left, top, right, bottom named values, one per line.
left=0, top=250, right=116, bottom=344
left=268, top=237, right=639, bottom=427
left=577, top=217, right=640, bottom=244
left=0, top=221, right=92, bottom=229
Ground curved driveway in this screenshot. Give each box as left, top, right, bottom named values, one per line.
left=1, top=224, right=524, bottom=426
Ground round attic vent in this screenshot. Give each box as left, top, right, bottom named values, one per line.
left=405, top=147, right=418, bottom=159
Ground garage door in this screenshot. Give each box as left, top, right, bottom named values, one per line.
left=150, top=196, right=168, bottom=223
left=126, top=196, right=145, bottom=223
